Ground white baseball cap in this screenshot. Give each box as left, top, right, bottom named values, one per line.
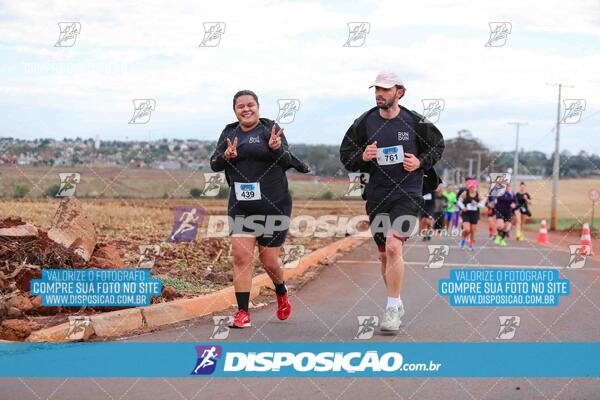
left=369, top=71, right=404, bottom=89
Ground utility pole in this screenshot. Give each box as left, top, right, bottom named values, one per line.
left=546, top=83, right=573, bottom=231
left=473, top=150, right=486, bottom=182
left=507, top=122, right=527, bottom=179
left=467, top=158, right=476, bottom=177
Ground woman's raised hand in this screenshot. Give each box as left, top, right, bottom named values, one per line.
left=224, top=137, right=238, bottom=159
left=269, top=125, right=283, bottom=150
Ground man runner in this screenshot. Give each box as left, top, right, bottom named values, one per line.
left=492, top=182, right=517, bottom=246
left=340, top=71, right=444, bottom=332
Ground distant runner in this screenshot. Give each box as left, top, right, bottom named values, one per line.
left=515, top=181, right=533, bottom=240
left=492, top=183, right=517, bottom=246
left=485, top=196, right=497, bottom=238
left=442, top=186, right=458, bottom=231
left=457, top=178, right=482, bottom=250
left=419, top=191, right=435, bottom=241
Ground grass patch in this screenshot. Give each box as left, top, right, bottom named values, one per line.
left=527, top=217, right=600, bottom=233
left=159, top=276, right=216, bottom=293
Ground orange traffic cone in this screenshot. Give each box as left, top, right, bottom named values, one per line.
left=578, top=221, right=595, bottom=255
left=537, top=219, right=549, bottom=244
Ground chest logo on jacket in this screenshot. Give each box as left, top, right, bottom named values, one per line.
left=397, top=131, right=409, bottom=141
left=249, top=136, right=261, bottom=144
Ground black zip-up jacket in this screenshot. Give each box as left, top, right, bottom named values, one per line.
left=339, top=105, right=444, bottom=198
left=210, top=118, right=310, bottom=186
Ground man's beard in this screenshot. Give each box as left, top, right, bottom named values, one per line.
left=377, top=98, right=395, bottom=110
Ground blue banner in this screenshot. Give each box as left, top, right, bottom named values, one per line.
left=0, top=342, right=599, bottom=378
left=439, top=269, right=570, bottom=306
left=29, top=269, right=162, bottom=307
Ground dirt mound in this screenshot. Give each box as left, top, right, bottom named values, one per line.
left=0, top=217, right=27, bottom=229
left=0, top=198, right=127, bottom=340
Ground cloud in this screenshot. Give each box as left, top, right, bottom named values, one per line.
left=0, top=0, right=598, bottom=154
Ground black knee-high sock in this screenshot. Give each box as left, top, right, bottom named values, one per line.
left=235, top=292, right=250, bottom=311
left=274, top=281, right=287, bottom=296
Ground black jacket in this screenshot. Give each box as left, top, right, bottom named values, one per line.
left=339, top=105, right=444, bottom=198
left=210, top=118, right=310, bottom=186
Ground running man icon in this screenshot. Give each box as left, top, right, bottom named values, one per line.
left=192, top=345, right=222, bottom=375
left=168, top=207, right=204, bottom=242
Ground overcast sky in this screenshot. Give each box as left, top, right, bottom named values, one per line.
left=1, top=0, right=599, bottom=156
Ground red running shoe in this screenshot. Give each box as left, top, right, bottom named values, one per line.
left=276, top=292, right=292, bottom=320
left=230, top=309, right=251, bottom=328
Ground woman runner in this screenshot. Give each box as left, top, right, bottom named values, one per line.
left=457, top=178, right=482, bottom=250
left=210, top=90, right=300, bottom=329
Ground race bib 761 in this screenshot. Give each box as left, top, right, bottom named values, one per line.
left=376, top=145, right=404, bottom=165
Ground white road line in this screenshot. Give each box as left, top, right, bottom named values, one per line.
left=336, top=260, right=600, bottom=270
left=407, top=244, right=555, bottom=251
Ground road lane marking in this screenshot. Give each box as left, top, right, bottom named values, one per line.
left=407, top=244, right=554, bottom=251
left=336, top=260, right=600, bottom=270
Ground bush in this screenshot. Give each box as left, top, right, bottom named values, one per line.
left=217, top=185, right=230, bottom=199
left=44, top=184, right=61, bottom=198
left=320, top=189, right=334, bottom=200
left=190, top=187, right=202, bottom=198
left=13, top=184, right=29, bottom=199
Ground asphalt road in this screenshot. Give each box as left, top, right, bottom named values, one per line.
left=3, top=230, right=600, bottom=399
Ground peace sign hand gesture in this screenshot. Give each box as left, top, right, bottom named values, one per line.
left=269, top=125, right=284, bottom=150
left=224, top=137, right=238, bottom=159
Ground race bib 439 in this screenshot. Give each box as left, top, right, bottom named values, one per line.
left=234, top=182, right=261, bottom=201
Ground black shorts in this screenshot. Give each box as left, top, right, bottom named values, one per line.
left=494, top=209, right=513, bottom=222
left=461, top=211, right=480, bottom=225
left=227, top=195, right=291, bottom=247
left=366, top=196, right=423, bottom=252
left=519, top=206, right=532, bottom=217
left=419, top=201, right=435, bottom=218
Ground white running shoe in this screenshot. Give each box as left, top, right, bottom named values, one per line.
left=380, top=304, right=405, bottom=332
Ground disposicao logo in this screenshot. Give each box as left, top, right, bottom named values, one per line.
left=191, top=345, right=222, bottom=375
left=222, top=350, right=404, bottom=373
left=383, top=147, right=398, bottom=155
left=225, top=350, right=409, bottom=373
left=190, top=346, right=442, bottom=376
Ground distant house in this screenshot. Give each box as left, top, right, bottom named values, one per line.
left=151, top=160, right=182, bottom=170
left=54, top=158, right=72, bottom=166
left=39, top=151, right=53, bottom=161
left=186, top=162, right=205, bottom=171
left=1, top=155, right=17, bottom=165
left=17, top=156, right=34, bottom=165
